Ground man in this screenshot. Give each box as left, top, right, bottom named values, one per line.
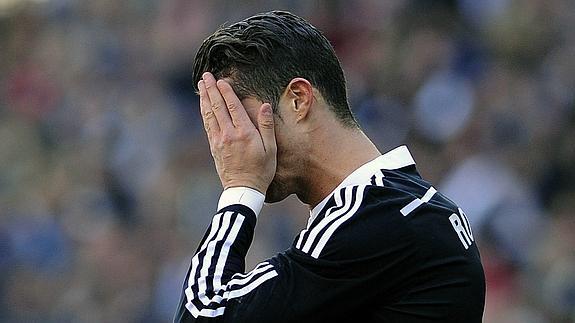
left=175, top=11, right=485, bottom=322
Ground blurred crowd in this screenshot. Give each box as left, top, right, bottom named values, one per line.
left=1, top=0, right=574, bottom=322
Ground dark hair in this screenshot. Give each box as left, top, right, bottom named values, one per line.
left=193, top=10, right=358, bottom=127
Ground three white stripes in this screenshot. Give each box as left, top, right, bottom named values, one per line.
left=197, top=212, right=235, bottom=304
left=296, top=185, right=367, bottom=259
left=311, top=186, right=366, bottom=258
left=300, top=187, right=350, bottom=253
left=185, top=211, right=278, bottom=318
left=295, top=171, right=385, bottom=259
left=295, top=187, right=344, bottom=250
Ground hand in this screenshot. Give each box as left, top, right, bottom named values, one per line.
left=198, top=72, right=277, bottom=195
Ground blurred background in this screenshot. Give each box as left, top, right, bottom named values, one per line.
left=0, top=0, right=574, bottom=322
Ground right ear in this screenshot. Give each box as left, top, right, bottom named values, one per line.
left=284, top=78, right=314, bottom=123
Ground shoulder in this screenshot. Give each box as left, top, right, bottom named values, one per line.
left=293, top=184, right=417, bottom=260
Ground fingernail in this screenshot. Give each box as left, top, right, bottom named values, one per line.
left=202, top=72, right=212, bottom=80
left=262, top=104, right=272, bottom=115
left=198, top=80, right=204, bottom=89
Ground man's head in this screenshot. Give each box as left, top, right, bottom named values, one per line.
left=193, top=10, right=359, bottom=203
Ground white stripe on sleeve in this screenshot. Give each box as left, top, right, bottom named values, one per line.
left=197, top=212, right=233, bottom=305
left=213, top=214, right=245, bottom=291
left=184, top=212, right=224, bottom=301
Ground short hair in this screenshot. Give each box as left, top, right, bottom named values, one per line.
left=192, top=10, right=358, bottom=127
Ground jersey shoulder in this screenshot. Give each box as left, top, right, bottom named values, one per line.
left=292, top=166, right=472, bottom=261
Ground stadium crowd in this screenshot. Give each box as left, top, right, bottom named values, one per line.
left=0, top=0, right=574, bottom=322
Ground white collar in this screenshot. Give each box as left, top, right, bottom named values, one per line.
left=309, top=145, right=416, bottom=221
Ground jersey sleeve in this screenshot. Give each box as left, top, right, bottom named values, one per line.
left=173, top=202, right=277, bottom=322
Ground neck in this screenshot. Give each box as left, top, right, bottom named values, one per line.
left=296, top=125, right=381, bottom=209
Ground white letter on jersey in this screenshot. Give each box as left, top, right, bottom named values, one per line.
left=449, top=209, right=474, bottom=249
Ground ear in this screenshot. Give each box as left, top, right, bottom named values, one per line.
left=284, top=78, right=314, bottom=122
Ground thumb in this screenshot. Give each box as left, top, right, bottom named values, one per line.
left=257, top=103, right=276, bottom=152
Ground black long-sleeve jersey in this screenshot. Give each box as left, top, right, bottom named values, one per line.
left=174, top=146, right=485, bottom=322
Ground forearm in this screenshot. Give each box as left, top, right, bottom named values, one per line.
left=175, top=188, right=266, bottom=322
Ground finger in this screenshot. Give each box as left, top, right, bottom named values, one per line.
left=217, top=80, right=251, bottom=128
left=257, top=103, right=276, bottom=153
left=203, top=72, right=233, bottom=130
left=199, top=80, right=220, bottom=136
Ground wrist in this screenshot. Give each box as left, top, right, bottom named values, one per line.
left=218, top=186, right=265, bottom=217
